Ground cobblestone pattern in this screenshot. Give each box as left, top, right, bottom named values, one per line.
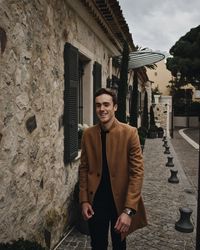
left=57, top=138, right=196, bottom=250
left=56, top=230, right=92, bottom=250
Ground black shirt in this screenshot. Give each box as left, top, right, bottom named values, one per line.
left=93, top=129, right=114, bottom=207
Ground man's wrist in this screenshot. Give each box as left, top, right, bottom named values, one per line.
left=81, top=201, right=89, bottom=206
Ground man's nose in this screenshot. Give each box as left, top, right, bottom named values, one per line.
left=100, top=105, right=105, bottom=111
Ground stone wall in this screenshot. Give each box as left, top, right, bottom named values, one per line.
left=0, top=0, right=115, bottom=248
left=154, top=103, right=168, bottom=132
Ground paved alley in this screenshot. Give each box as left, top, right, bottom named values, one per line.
left=55, top=137, right=197, bottom=250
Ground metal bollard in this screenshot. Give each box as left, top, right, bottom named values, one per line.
left=164, top=146, right=170, bottom=154
left=163, top=140, right=168, bottom=147
left=168, top=169, right=179, bottom=183
left=166, top=156, right=174, bottom=167
left=175, top=207, right=194, bottom=233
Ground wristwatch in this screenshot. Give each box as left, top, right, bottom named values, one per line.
left=123, top=208, right=136, bottom=217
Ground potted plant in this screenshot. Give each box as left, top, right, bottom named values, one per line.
left=141, top=91, right=149, bottom=131
left=157, top=127, right=164, bottom=138
left=152, top=86, right=162, bottom=104
left=78, top=124, right=89, bottom=149
left=78, top=124, right=84, bottom=149
left=138, top=127, right=148, bottom=152
left=148, top=125, right=158, bottom=139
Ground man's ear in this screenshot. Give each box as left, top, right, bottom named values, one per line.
left=114, top=104, right=118, bottom=111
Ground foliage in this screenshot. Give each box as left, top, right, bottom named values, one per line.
left=172, top=88, right=193, bottom=116
left=78, top=124, right=89, bottom=148
left=129, top=70, right=138, bottom=127
left=148, top=125, right=158, bottom=139
left=138, top=127, right=148, bottom=138
left=78, top=124, right=84, bottom=149
left=116, top=41, right=129, bottom=123
left=0, top=238, right=45, bottom=250
left=157, top=127, right=164, bottom=132
left=138, top=127, right=148, bottom=146
left=151, top=91, right=155, bottom=103
left=148, top=125, right=158, bottom=132
left=141, top=91, right=149, bottom=130
left=149, top=105, right=156, bottom=126
left=148, top=105, right=158, bottom=138
left=152, top=86, right=162, bottom=95
left=166, top=25, right=200, bottom=87
left=157, top=127, right=164, bottom=138
left=166, top=79, right=177, bottom=95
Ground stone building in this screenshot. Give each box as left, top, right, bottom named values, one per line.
left=0, top=0, right=148, bottom=248
left=147, top=60, right=172, bottom=96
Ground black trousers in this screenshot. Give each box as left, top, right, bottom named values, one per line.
left=88, top=200, right=126, bottom=250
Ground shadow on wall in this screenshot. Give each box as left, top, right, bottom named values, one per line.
left=67, top=182, right=90, bottom=235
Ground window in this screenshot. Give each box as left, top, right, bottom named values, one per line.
left=63, top=43, right=79, bottom=164
left=78, top=61, right=84, bottom=124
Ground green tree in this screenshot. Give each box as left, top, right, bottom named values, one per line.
left=166, top=25, right=200, bottom=87
left=129, top=47, right=157, bottom=128
left=129, top=70, right=138, bottom=127
left=149, top=105, right=156, bottom=126
left=116, top=41, right=129, bottom=123
left=141, top=91, right=149, bottom=130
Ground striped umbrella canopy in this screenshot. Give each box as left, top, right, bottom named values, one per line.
left=115, top=49, right=165, bottom=69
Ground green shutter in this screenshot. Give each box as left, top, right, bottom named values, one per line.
left=63, top=43, right=79, bottom=164
left=93, top=62, right=102, bottom=124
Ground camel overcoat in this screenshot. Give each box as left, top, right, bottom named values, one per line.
left=79, top=118, right=147, bottom=238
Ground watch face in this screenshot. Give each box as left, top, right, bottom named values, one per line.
left=124, top=208, right=136, bottom=217
left=128, top=210, right=133, bottom=215
left=124, top=208, right=132, bottom=216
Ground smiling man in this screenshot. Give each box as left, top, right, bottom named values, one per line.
left=79, top=88, right=147, bottom=250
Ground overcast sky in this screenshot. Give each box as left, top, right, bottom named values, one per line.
left=118, top=0, right=200, bottom=54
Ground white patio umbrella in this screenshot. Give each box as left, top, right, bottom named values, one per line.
left=115, top=49, right=165, bottom=69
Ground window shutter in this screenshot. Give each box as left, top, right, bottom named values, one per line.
left=93, top=62, right=102, bottom=124
left=63, top=43, right=79, bottom=164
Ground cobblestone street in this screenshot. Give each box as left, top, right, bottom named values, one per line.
left=171, top=130, right=199, bottom=197
left=55, top=136, right=197, bottom=250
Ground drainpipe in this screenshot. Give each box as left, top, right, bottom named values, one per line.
left=109, top=57, right=112, bottom=80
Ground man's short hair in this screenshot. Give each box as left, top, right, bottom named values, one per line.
left=94, top=88, right=117, bottom=105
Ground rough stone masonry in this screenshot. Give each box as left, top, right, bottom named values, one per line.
left=0, top=0, right=81, bottom=247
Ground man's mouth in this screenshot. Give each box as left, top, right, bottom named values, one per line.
left=99, top=113, right=107, bottom=118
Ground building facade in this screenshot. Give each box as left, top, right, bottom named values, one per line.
left=0, top=0, right=148, bottom=248
left=147, top=60, right=172, bottom=96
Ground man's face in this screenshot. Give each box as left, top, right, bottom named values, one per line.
left=95, top=94, right=117, bottom=124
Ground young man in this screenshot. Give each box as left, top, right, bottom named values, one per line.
left=79, top=88, right=147, bottom=250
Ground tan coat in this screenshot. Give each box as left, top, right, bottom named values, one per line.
left=79, top=119, right=147, bottom=238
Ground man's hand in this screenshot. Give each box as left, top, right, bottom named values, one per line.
left=114, top=213, right=132, bottom=233
left=81, top=202, right=94, bottom=220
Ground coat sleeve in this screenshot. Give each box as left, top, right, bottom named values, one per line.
left=124, top=128, right=144, bottom=211
left=78, top=130, right=89, bottom=204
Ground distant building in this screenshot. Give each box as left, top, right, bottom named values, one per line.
left=147, top=60, right=172, bottom=96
